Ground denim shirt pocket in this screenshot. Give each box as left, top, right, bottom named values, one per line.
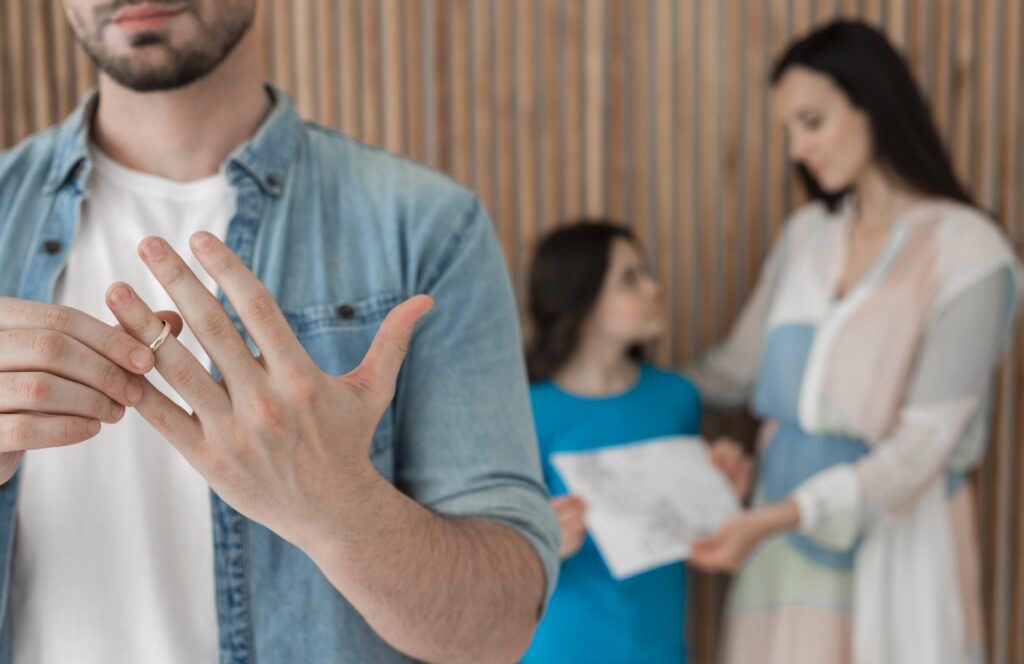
left=281, top=291, right=405, bottom=479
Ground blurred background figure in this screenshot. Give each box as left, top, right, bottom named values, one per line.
left=685, top=21, right=1021, bottom=664
left=522, top=220, right=747, bottom=664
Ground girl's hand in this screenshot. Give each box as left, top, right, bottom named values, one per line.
left=689, top=500, right=800, bottom=573
left=709, top=437, right=753, bottom=500
left=551, top=495, right=587, bottom=559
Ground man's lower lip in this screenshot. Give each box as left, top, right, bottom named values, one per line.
left=116, top=11, right=182, bottom=32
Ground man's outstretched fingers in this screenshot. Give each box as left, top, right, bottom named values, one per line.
left=130, top=377, right=204, bottom=458
left=138, top=237, right=262, bottom=385
left=106, top=282, right=230, bottom=418
left=188, top=232, right=309, bottom=371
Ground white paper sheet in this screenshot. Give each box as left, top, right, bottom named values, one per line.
left=551, top=436, right=741, bottom=579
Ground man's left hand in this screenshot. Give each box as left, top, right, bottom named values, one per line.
left=105, top=232, right=433, bottom=550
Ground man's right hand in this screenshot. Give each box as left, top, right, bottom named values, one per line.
left=0, top=297, right=160, bottom=483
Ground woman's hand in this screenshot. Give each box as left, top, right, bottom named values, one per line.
left=551, top=495, right=587, bottom=559
left=709, top=437, right=753, bottom=500
left=688, top=500, right=800, bottom=573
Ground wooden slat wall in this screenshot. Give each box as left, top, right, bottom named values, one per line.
left=2, top=1, right=1022, bottom=661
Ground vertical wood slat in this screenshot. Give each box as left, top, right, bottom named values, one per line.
left=932, top=0, right=955, bottom=141
left=671, top=0, right=694, bottom=363
left=721, top=0, right=742, bottom=340
left=697, top=0, right=718, bottom=349
left=630, top=0, right=651, bottom=253
left=561, top=0, right=583, bottom=220
left=358, top=0, right=381, bottom=147
left=583, top=0, right=606, bottom=219
left=767, top=0, right=790, bottom=237
left=447, top=0, right=470, bottom=186
left=380, top=0, right=404, bottom=154
left=469, top=0, right=491, bottom=202
left=339, top=0, right=360, bottom=138
left=254, top=0, right=272, bottom=82
left=29, top=0, right=53, bottom=130
left=314, top=0, right=335, bottom=129
left=950, top=0, right=975, bottom=185
left=6, top=0, right=29, bottom=142
left=1, top=3, right=1022, bottom=662
left=605, top=0, right=628, bottom=225
left=404, top=0, right=426, bottom=165
left=886, top=0, right=908, bottom=52
left=292, top=0, right=315, bottom=120
left=514, top=0, right=538, bottom=294
left=653, top=0, right=674, bottom=365
left=0, top=1, right=8, bottom=146
left=539, top=0, right=561, bottom=235
left=744, top=0, right=767, bottom=293
left=271, top=0, right=293, bottom=95
left=495, top=0, right=516, bottom=268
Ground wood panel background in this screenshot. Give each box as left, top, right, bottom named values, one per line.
left=1, top=0, right=1022, bottom=661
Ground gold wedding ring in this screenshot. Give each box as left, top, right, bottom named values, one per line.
left=148, top=320, right=172, bottom=353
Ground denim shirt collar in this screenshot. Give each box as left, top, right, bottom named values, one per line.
left=44, top=84, right=304, bottom=198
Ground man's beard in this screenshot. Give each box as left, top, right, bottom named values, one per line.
left=71, top=0, right=254, bottom=92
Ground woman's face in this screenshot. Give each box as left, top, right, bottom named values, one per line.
left=583, top=238, right=664, bottom=348
left=773, top=66, right=874, bottom=193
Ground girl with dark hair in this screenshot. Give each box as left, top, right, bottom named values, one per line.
left=521, top=220, right=749, bottom=664
left=684, top=20, right=1022, bottom=664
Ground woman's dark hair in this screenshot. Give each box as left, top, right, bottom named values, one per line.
left=526, top=220, right=643, bottom=382
left=771, top=20, right=974, bottom=211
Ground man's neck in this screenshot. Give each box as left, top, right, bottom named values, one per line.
left=91, top=31, right=271, bottom=182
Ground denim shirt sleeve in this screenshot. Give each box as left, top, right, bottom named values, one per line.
left=391, top=195, right=560, bottom=602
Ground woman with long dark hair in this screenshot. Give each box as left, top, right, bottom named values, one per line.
left=684, top=21, right=1022, bottom=664
left=521, top=221, right=748, bottom=664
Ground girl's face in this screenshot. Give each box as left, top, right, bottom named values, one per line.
left=773, top=66, right=874, bottom=193
left=583, top=238, right=664, bottom=348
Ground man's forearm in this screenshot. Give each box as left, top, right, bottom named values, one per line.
left=297, top=468, right=547, bottom=663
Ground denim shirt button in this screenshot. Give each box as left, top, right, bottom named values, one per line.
left=42, top=239, right=62, bottom=255
left=337, top=304, right=356, bottom=320
left=266, top=175, right=280, bottom=188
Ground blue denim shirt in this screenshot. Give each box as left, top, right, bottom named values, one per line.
left=0, top=88, right=559, bottom=663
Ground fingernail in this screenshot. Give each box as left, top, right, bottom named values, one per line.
left=110, top=286, right=132, bottom=308
left=88, top=421, right=101, bottom=436
left=126, top=379, right=144, bottom=405
left=140, top=238, right=165, bottom=260
left=110, top=404, right=126, bottom=421
left=130, top=349, right=151, bottom=372
left=191, top=232, right=214, bottom=251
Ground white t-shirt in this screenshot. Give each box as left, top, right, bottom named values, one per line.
left=11, top=145, right=232, bottom=663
